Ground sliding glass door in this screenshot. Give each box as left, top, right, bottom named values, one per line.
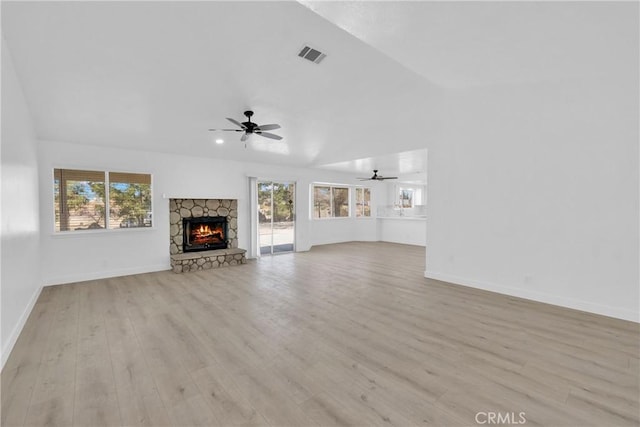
left=258, top=181, right=295, bottom=255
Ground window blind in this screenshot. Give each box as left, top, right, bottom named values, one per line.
left=109, top=172, right=151, bottom=184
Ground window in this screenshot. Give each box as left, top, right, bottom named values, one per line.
left=109, top=172, right=152, bottom=229
left=399, top=188, right=414, bottom=208
left=313, top=185, right=350, bottom=219
left=355, top=187, right=371, bottom=217
left=54, top=169, right=106, bottom=231
left=54, top=169, right=152, bottom=232
left=313, top=186, right=331, bottom=219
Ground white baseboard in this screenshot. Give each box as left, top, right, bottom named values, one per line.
left=2, top=285, right=43, bottom=370
left=44, top=263, right=171, bottom=286
left=424, top=270, right=639, bottom=323
left=379, top=239, right=426, bottom=247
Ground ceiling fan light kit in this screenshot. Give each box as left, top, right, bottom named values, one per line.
left=209, top=110, right=282, bottom=145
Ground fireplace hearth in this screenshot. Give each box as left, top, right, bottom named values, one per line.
left=183, top=216, right=227, bottom=252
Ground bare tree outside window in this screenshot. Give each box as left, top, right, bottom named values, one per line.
left=332, top=187, right=349, bottom=217
left=356, top=187, right=371, bottom=217
left=314, top=186, right=331, bottom=218
left=399, top=188, right=414, bottom=208
left=313, top=185, right=350, bottom=219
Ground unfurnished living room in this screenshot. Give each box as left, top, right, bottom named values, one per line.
left=1, top=1, right=638, bottom=426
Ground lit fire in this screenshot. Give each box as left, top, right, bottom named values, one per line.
left=190, top=223, right=224, bottom=245
left=196, top=224, right=213, bottom=237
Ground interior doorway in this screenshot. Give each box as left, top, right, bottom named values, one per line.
left=257, top=181, right=295, bottom=255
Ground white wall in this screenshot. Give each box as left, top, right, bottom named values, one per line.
left=1, top=38, right=42, bottom=367
left=310, top=217, right=377, bottom=246
left=37, top=141, right=378, bottom=285
left=426, top=75, right=639, bottom=321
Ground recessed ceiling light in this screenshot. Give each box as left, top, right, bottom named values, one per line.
left=215, top=139, right=224, bottom=144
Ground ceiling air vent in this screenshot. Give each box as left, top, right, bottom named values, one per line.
left=298, top=45, right=326, bottom=64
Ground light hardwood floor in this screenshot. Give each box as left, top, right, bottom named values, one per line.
left=2, top=242, right=638, bottom=426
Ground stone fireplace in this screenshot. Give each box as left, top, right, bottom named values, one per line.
left=169, top=198, right=246, bottom=272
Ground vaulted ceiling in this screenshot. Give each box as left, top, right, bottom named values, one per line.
left=302, top=1, right=636, bottom=88
left=2, top=1, right=636, bottom=179
left=1, top=1, right=440, bottom=173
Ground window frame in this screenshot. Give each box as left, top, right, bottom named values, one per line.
left=399, top=187, right=415, bottom=209
left=355, top=187, right=372, bottom=218
left=53, top=168, right=154, bottom=234
left=312, top=184, right=351, bottom=220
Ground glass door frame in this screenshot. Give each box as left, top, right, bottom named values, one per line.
left=257, top=180, right=296, bottom=256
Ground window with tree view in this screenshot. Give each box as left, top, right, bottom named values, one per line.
left=109, top=172, right=152, bottom=228
left=356, top=187, right=371, bottom=217
left=399, top=188, right=414, bottom=208
left=313, top=185, right=350, bottom=219
left=54, top=169, right=152, bottom=232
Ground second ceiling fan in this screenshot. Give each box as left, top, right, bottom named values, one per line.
left=209, top=110, right=282, bottom=142
left=358, top=170, right=398, bottom=181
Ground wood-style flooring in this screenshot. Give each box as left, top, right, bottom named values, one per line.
left=2, top=242, right=639, bottom=426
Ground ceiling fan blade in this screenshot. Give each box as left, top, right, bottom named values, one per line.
left=256, top=132, right=282, bottom=140
left=240, top=133, right=250, bottom=142
left=208, top=128, right=244, bottom=132
left=378, top=177, right=398, bottom=180
left=255, top=124, right=281, bottom=131
left=358, top=178, right=372, bottom=181
left=226, top=117, right=247, bottom=129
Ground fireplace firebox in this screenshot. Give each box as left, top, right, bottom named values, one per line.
left=183, top=217, right=228, bottom=252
